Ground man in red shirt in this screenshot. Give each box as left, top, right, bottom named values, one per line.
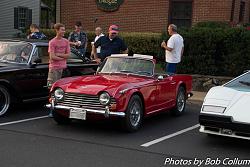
left=47, top=23, right=70, bottom=89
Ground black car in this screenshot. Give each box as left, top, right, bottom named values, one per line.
left=0, top=39, right=98, bottom=116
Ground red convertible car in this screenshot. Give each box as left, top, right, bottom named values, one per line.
left=47, top=54, right=192, bottom=131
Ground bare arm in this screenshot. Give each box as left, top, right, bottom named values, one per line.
left=68, top=32, right=77, bottom=47
left=181, top=46, right=184, bottom=57
left=69, top=41, right=77, bottom=46
left=50, top=52, right=64, bottom=61
left=55, top=53, right=70, bottom=59
left=161, top=41, right=173, bottom=52
left=92, top=46, right=97, bottom=59
left=92, top=47, right=101, bottom=63
left=91, top=44, right=96, bottom=59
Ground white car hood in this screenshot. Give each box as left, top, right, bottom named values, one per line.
left=202, top=86, right=250, bottom=123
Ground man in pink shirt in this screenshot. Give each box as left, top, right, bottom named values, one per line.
left=47, top=23, right=70, bottom=88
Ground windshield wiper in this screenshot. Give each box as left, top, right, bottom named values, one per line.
left=239, top=81, right=250, bottom=86
left=136, top=71, right=152, bottom=75
left=120, top=70, right=133, bottom=73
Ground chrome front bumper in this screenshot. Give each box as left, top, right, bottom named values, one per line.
left=200, top=125, right=250, bottom=140
left=46, top=102, right=125, bottom=118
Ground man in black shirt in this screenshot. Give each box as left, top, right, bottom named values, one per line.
left=68, top=21, right=88, bottom=57
left=93, top=25, right=128, bottom=63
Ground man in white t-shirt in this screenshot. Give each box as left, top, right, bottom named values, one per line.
left=161, top=24, right=184, bottom=74
left=91, top=27, right=104, bottom=59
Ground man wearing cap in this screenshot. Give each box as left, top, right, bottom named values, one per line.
left=93, top=25, right=128, bottom=63
left=68, top=21, right=88, bottom=57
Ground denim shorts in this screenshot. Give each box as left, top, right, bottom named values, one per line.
left=166, top=63, right=177, bottom=75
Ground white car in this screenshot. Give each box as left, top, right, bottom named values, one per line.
left=199, top=70, right=250, bottom=140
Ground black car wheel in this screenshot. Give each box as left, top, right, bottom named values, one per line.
left=0, top=85, right=11, bottom=116
left=171, top=86, right=186, bottom=116
left=122, top=95, right=143, bottom=132
left=52, top=110, right=71, bottom=125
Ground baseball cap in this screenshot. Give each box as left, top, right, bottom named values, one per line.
left=109, top=25, right=119, bottom=33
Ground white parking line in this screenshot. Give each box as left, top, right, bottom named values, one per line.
left=141, top=124, right=200, bottom=147
left=0, top=116, right=49, bottom=127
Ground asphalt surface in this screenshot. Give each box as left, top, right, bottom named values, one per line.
left=0, top=100, right=249, bottom=167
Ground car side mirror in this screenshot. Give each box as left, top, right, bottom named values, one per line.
left=157, top=75, right=164, bottom=80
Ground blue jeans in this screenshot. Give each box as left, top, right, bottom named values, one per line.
left=78, top=48, right=86, bottom=57
left=166, top=63, right=177, bottom=75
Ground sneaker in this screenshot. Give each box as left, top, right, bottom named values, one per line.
left=48, top=112, right=53, bottom=118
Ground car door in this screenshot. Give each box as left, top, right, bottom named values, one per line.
left=10, top=44, right=48, bottom=101
left=155, top=75, right=176, bottom=109
left=22, top=45, right=49, bottom=100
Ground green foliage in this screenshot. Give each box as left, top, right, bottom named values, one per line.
left=193, top=21, right=231, bottom=29
left=120, top=32, right=161, bottom=56
left=177, top=27, right=250, bottom=76
left=13, top=27, right=29, bottom=38
left=40, top=27, right=250, bottom=77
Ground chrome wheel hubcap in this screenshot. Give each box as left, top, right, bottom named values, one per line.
left=129, top=101, right=141, bottom=127
left=177, top=91, right=185, bottom=112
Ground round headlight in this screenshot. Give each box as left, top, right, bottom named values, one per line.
left=99, top=92, right=111, bottom=105
left=54, top=88, right=64, bottom=101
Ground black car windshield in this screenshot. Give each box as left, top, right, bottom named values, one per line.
left=0, top=42, right=32, bottom=64
left=224, top=71, right=250, bottom=91
left=98, top=57, right=154, bottom=76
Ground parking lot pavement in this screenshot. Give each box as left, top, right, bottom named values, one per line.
left=150, top=128, right=250, bottom=157
left=0, top=102, right=201, bottom=149
left=0, top=98, right=249, bottom=167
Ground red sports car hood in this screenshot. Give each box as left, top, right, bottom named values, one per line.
left=55, top=74, right=152, bottom=96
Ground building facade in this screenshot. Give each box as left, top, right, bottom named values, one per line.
left=58, top=0, right=250, bottom=32
left=0, top=0, right=55, bottom=38
left=0, top=0, right=41, bottom=38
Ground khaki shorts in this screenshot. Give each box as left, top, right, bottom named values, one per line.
left=47, top=69, right=63, bottom=89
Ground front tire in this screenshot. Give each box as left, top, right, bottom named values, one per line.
left=171, top=86, right=186, bottom=116
left=122, top=95, right=143, bottom=132
left=0, top=85, right=11, bottom=116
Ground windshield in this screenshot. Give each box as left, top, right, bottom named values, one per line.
left=225, top=71, right=250, bottom=91
left=98, top=57, right=154, bottom=76
left=0, top=42, right=32, bottom=64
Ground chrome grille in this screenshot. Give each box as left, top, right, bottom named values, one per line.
left=57, top=93, right=116, bottom=110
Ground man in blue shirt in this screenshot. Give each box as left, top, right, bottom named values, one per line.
left=68, top=21, right=88, bottom=57
left=93, top=25, right=128, bottom=63
left=28, top=24, right=47, bottom=40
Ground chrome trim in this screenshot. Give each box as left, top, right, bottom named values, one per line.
left=55, top=92, right=116, bottom=110
left=45, top=104, right=125, bottom=117
left=200, top=125, right=250, bottom=140
left=187, top=92, right=193, bottom=98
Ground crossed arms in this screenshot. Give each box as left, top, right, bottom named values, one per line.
left=49, top=52, right=70, bottom=61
